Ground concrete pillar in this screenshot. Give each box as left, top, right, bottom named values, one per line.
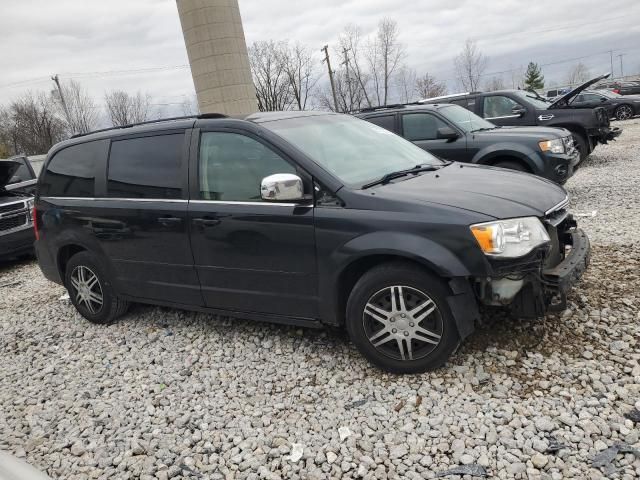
left=176, top=0, right=257, bottom=115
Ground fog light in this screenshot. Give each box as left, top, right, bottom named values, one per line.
left=555, top=164, right=568, bottom=178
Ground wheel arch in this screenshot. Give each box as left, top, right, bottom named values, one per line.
left=472, top=144, right=540, bottom=173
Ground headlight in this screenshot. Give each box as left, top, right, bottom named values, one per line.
left=539, top=138, right=565, bottom=154
left=470, top=217, right=550, bottom=258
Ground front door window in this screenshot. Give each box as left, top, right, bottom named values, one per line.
left=483, top=96, right=523, bottom=119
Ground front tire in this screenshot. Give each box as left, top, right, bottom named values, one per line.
left=493, top=160, right=528, bottom=172
left=64, top=251, right=129, bottom=324
left=346, top=262, right=460, bottom=374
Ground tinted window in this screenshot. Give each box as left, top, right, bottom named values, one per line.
left=483, top=95, right=522, bottom=118
left=108, top=134, right=183, bottom=199
left=402, top=113, right=449, bottom=141
left=200, top=132, right=296, bottom=202
left=29, top=159, right=45, bottom=176
left=450, top=98, right=469, bottom=108
left=13, top=159, right=32, bottom=181
left=40, top=142, right=102, bottom=197
left=366, top=115, right=396, bottom=132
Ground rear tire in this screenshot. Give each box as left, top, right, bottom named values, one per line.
left=615, top=104, right=633, bottom=121
left=493, top=160, right=528, bottom=172
left=64, top=251, right=129, bottom=324
left=345, top=262, right=460, bottom=374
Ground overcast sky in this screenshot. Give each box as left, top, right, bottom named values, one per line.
left=1, top=0, right=640, bottom=116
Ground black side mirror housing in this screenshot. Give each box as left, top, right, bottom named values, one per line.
left=512, top=106, right=526, bottom=117
left=436, top=127, right=459, bottom=141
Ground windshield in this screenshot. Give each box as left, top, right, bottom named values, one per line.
left=512, top=90, right=549, bottom=109
left=438, top=104, right=495, bottom=133
left=262, top=114, right=444, bottom=187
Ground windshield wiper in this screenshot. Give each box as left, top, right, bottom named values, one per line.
left=361, top=164, right=442, bottom=189
left=470, top=127, right=496, bottom=133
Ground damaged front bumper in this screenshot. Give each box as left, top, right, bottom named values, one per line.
left=591, top=126, right=622, bottom=145
left=476, top=219, right=590, bottom=318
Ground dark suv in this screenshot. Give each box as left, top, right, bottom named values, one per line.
left=34, top=112, right=589, bottom=373
left=356, top=103, right=579, bottom=184
left=1, top=160, right=35, bottom=261
left=420, top=74, right=621, bottom=161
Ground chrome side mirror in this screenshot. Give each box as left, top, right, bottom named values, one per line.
left=261, top=173, right=304, bottom=202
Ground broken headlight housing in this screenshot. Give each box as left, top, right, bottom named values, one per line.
left=470, top=217, right=550, bottom=258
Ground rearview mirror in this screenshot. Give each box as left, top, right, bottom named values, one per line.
left=436, top=127, right=459, bottom=141
left=512, top=106, right=526, bottom=117
left=8, top=175, right=22, bottom=184
left=261, top=173, right=304, bottom=202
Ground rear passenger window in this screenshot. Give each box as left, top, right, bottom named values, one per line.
left=108, top=134, right=183, bottom=199
left=367, top=115, right=396, bottom=132
left=40, top=142, right=103, bottom=197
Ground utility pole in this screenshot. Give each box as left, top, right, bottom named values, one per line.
left=609, top=50, right=614, bottom=78
left=51, top=74, right=73, bottom=132
left=617, top=54, right=625, bottom=79
left=321, top=45, right=339, bottom=112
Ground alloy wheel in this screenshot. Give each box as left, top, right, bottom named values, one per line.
left=616, top=105, right=633, bottom=120
left=70, top=265, right=104, bottom=314
left=362, top=285, right=443, bottom=361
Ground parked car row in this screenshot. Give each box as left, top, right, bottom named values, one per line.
left=594, top=79, right=640, bottom=96
left=31, top=110, right=590, bottom=373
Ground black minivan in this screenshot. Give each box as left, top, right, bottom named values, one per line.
left=34, top=112, right=589, bottom=373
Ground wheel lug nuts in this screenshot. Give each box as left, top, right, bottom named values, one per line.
left=404, top=331, right=409, bottom=336
left=409, top=322, right=414, bottom=327
left=392, top=328, right=397, bottom=333
left=401, top=314, right=406, bottom=318
left=390, top=318, right=395, bottom=322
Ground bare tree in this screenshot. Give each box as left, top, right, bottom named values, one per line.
left=54, top=79, right=99, bottom=134
left=395, top=66, right=417, bottom=103
left=0, top=92, right=65, bottom=155
left=366, top=18, right=406, bottom=106
left=509, top=65, right=525, bottom=89
left=282, top=43, right=319, bottom=110
left=454, top=39, right=488, bottom=91
left=338, top=24, right=373, bottom=108
left=414, top=73, right=447, bottom=99
left=566, top=63, right=591, bottom=86
left=484, top=76, right=506, bottom=92
left=181, top=94, right=199, bottom=116
left=249, top=40, right=293, bottom=112
left=104, top=90, right=151, bottom=126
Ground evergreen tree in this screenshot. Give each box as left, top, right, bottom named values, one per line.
left=524, top=62, right=545, bottom=90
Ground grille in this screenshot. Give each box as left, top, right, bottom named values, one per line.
left=0, top=201, right=25, bottom=215
left=0, top=214, right=28, bottom=232
left=564, top=136, right=577, bottom=156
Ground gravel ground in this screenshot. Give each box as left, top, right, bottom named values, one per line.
left=1, top=120, right=639, bottom=480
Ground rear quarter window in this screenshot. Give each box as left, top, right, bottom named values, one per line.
left=107, top=133, right=184, bottom=199
left=39, top=140, right=106, bottom=197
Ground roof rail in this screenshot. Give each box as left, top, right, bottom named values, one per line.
left=70, top=113, right=227, bottom=139
left=352, top=102, right=423, bottom=114
left=418, top=92, right=482, bottom=103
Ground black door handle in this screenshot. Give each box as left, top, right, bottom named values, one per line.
left=157, top=216, right=182, bottom=225
left=193, top=218, right=220, bottom=227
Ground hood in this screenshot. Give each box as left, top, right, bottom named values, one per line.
left=0, top=160, right=20, bottom=189
left=475, top=125, right=568, bottom=140
left=548, top=73, right=611, bottom=108
left=374, top=163, right=567, bottom=219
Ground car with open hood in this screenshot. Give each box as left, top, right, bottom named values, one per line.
left=568, top=89, right=640, bottom=121
left=356, top=103, right=579, bottom=184
left=420, top=73, right=621, bottom=162
left=34, top=112, right=589, bottom=373
left=0, top=160, right=35, bottom=261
